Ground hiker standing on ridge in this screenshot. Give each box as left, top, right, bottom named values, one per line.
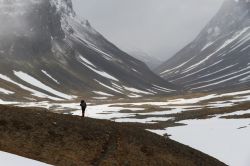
left=80, top=100, right=87, bottom=117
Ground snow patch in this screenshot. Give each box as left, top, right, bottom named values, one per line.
left=78, top=56, right=119, bottom=82
left=95, top=80, right=122, bottom=94
left=0, top=151, right=51, bottom=166
left=92, top=97, right=108, bottom=100
left=41, top=70, right=60, bottom=84
left=167, top=118, right=250, bottom=166
left=93, top=91, right=114, bottom=97
left=79, top=55, right=96, bottom=68
left=0, top=73, right=62, bottom=101
left=115, top=117, right=172, bottom=124
left=123, top=86, right=153, bottom=95
left=201, top=41, right=214, bottom=51
left=127, top=94, right=142, bottom=98
left=14, top=71, right=75, bottom=100
left=0, top=87, right=14, bottom=95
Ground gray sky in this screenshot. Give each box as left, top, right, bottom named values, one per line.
left=72, top=0, right=224, bottom=60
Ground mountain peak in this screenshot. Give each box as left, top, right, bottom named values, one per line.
left=0, top=0, right=178, bottom=102
left=50, top=0, right=75, bottom=16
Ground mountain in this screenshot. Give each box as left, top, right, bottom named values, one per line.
left=0, top=0, right=178, bottom=102
left=156, top=0, right=250, bottom=92
left=0, top=105, right=226, bottom=166
left=129, top=51, right=161, bottom=70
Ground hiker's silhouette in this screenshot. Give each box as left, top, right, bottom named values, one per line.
left=80, top=100, right=87, bottom=117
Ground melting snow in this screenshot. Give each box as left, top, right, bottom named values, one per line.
left=0, top=99, right=18, bottom=105
left=0, top=87, right=14, bottom=95
left=192, top=67, right=250, bottom=90
left=207, top=101, right=234, bottom=108
left=0, top=151, right=51, bottom=166
left=167, top=117, right=250, bottom=166
left=153, top=85, right=175, bottom=92
left=201, top=41, right=214, bottom=51
left=14, top=71, right=75, bottom=100
left=95, top=80, right=122, bottom=94
left=72, top=104, right=143, bottom=120
left=93, top=91, right=114, bottom=97
left=165, top=94, right=217, bottom=105
left=115, top=117, right=172, bottom=124
left=160, top=56, right=195, bottom=75
left=218, top=27, right=250, bottom=51
left=180, top=28, right=250, bottom=74
left=221, top=109, right=250, bottom=117
left=0, top=73, right=62, bottom=101
left=92, top=97, right=108, bottom=100
left=240, top=75, right=250, bottom=82
left=123, top=86, right=153, bottom=95
left=1, top=88, right=250, bottom=165
left=79, top=56, right=119, bottom=82
left=229, top=30, right=250, bottom=53
left=111, top=82, right=124, bottom=91
left=183, top=50, right=220, bottom=73
left=41, top=70, right=60, bottom=84
left=127, top=94, right=142, bottom=98
left=174, top=60, right=223, bottom=82
left=79, top=55, right=96, bottom=68
left=197, top=64, right=236, bottom=80
left=241, top=45, right=250, bottom=52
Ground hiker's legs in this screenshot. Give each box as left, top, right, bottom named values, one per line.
left=82, top=109, right=85, bottom=117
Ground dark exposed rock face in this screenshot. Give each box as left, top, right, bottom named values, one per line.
left=0, top=0, right=178, bottom=101
left=156, top=0, right=250, bottom=92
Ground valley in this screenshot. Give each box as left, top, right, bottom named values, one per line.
left=0, top=0, right=250, bottom=165
left=1, top=89, right=250, bottom=165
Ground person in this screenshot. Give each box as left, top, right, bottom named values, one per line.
left=80, top=100, right=87, bottom=117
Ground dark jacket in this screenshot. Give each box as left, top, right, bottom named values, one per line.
left=80, top=101, right=87, bottom=110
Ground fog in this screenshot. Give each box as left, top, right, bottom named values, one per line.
left=0, top=0, right=43, bottom=37
left=72, top=0, right=225, bottom=60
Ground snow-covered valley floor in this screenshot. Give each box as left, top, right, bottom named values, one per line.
left=1, top=90, right=250, bottom=165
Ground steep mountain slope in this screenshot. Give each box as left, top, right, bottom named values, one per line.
left=129, top=51, right=161, bottom=70
left=0, top=0, right=178, bottom=102
left=156, top=0, right=250, bottom=92
left=0, top=105, right=226, bottom=166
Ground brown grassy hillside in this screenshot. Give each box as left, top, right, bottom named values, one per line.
left=0, top=105, right=226, bottom=166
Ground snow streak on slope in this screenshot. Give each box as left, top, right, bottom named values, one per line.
left=42, top=70, right=60, bottom=84
left=94, top=80, right=122, bottom=94
left=156, top=0, right=250, bottom=91
left=0, top=74, right=62, bottom=101
left=78, top=55, right=119, bottom=81
left=0, top=87, right=14, bottom=95
left=93, top=91, right=114, bottom=97
left=14, top=71, right=76, bottom=100
left=123, top=86, right=153, bottom=95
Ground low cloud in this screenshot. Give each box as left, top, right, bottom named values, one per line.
left=72, top=0, right=224, bottom=60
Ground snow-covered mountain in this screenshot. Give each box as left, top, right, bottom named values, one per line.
left=0, top=0, right=178, bottom=102
left=156, top=0, right=250, bottom=92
